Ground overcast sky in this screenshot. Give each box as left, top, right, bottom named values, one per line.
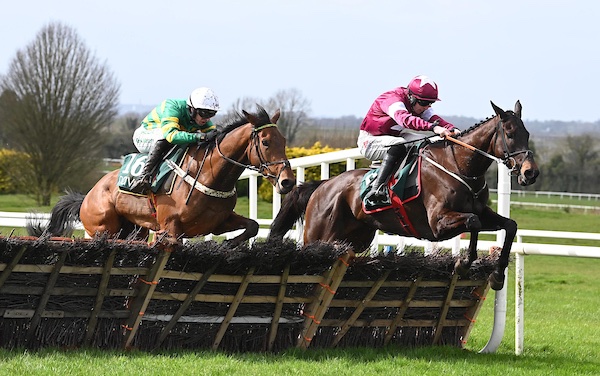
left=2, top=0, right=598, bottom=122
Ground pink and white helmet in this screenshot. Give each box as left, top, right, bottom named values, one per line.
left=407, top=75, right=440, bottom=101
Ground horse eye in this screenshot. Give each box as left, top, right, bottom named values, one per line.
left=262, top=139, right=269, bottom=147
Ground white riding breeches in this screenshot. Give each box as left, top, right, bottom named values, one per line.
left=133, top=126, right=165, bottom=153
left=357, top=130, right=436, bottom=161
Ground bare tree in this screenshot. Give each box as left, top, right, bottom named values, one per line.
left=563, top=134, right=599, bottom=193
left=222, top=96, right=264, bottom=123
left=0, top=22, right=120, bottom=205
left=266, top=88, right=311, bottom=145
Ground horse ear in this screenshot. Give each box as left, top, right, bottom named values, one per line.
left=243, top=109, right=259, bottom=125
left=271, top=109, right=281, bottom=124
left=490, top=101, right=507, bottom=118
left=514, top=100, right=522, bottom=118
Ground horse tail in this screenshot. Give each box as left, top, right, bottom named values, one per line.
left=269, top=180, right=325, bottom=240
left=26, top=191, right=86, bottom=237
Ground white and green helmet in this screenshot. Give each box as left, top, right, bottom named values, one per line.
left=187, top=87, right=220, bottom=111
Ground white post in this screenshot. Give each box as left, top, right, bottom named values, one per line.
left=452, top=235, right=461, bottom=256
left=249, top=175, right=258, bottom=220
left=515, top=251, right=524, bottom=355
left=480, top=163, right=511, bottom=353
left=346, top=157, right=356, bottom=171
left=272, top=189, right=281, bottom=220
left=295, top=167, right=305, bottom=243
left=321, top=162, right=330, bottom=179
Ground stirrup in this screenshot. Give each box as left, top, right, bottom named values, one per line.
left=364, top=186, right=391, bottom=210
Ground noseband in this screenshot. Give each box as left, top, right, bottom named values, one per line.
left=215, top=123, right=291, bottom=180
left=492, top=118, right=534, bottom=175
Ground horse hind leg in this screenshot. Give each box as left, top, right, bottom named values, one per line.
left=119, top=219, right=150, bottom=241
left=454, top=230, right=480, bottom=277
left=434, top=213, right=482, bottom=277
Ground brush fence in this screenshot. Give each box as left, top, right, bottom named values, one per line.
left=0, top=236, right=494, bottom=352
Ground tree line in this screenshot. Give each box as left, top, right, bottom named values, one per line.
left=0, top=22, right=598, bottom=205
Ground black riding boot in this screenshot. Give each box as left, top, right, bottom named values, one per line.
left=130, top=140, right=171, bottom=194
left=364, top=144, right=406, bottom=210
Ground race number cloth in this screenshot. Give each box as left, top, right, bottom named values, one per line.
left=117, top=147, right=187, bottom=194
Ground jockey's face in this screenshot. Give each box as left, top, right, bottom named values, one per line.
left=413, top=102, right=432, bottom=115
left=193, top=113, right=211, bottom=125
left=192, top=108, right=217, bottom=125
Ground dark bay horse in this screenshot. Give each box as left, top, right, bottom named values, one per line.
left=270, top=101, right=539, bottom=290
left=31, top=106, right=295, bottom=245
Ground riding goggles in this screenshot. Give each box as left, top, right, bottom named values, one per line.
left=416, top=99, right=435, bottom=106
left=195, top=109, right=217, bottom=119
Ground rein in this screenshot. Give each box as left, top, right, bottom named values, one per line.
left=423, top=116, right=533, bottom=197
left=215, top=123, right=291, bottom=179
left=445, top=118, right=533, bottom=174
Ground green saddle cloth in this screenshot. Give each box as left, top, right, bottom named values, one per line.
left=117, top=147, right=187, bottom=193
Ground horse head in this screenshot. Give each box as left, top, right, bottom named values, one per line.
left=235, top=106, right=296, bottom=194
left=491, top=101, right=539, bottom=186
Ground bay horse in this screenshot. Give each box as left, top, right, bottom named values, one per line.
left=269, top=101, right=539, bottom=290
left=30, top=106, right=295, bottom=245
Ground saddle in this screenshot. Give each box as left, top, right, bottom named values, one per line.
left=117, top=147, right=188, bottom=196
left=360, top=143, right=423, bottom=214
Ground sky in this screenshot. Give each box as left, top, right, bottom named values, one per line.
left=1, top=0, right=599, bottom=123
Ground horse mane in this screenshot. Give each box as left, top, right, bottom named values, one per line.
left=459, top=115, right=496, bottom=136
left=199, top=105, right=272, bottom=151
left=427, top=113, right=499, bottom=147
left=216, top=105, right=271, bottom=136
left=459, top=110, right=518, bottom=137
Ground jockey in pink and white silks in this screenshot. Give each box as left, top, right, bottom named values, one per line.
left=129, top=87, right=220, bottom=194
left=358, top=75, right=460, bottom=210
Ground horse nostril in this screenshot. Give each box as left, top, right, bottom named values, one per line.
left=281, top=179, right=295, bottom=189
left=278, top=179, right=295, bottom=194
left=525, top=169, right=539, bottom=179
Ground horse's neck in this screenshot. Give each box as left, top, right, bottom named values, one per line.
left=194, top=128, right=251, bottom=189
left=448, top=119, right=499, bottom=176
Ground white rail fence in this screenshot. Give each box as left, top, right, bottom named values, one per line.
left=2, top=148, right=600, bottom=355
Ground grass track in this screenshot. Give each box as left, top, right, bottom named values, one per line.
left=0, top=194, right=599, bottom=374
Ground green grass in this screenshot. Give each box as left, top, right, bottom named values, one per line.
left=0, top=194, right=60, bottom=212
left=0, top=193, right=599, bottom=373
left=0, top=255, right=598, bottom=375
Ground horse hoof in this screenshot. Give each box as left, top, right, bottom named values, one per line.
left=488, top=272, right=505, bottom=290
left=454, top=259, right=469, bottom=277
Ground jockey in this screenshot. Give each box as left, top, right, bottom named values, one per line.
left=129, top=87, right=220, bottom=194
left=358, top=75, right=460, bottom=210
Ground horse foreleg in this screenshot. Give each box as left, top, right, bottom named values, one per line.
left=477, top=207, right=518, bottom=290
left=211, top=213, right=259, bottom=246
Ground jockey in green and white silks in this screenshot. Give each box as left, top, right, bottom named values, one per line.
left=129, top=87, right=220, bottom=193
left=133, top=99, right=216, bottom=152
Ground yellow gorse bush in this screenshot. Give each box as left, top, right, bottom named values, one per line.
left=258, top=142, right=350, bottom=201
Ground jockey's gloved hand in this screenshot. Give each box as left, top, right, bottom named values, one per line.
left=196, top=131, right=217, bottom=143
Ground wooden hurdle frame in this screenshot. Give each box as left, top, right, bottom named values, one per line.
left=0, top=237, right=491, bottom=351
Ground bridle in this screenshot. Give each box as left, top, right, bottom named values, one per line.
left=446, top=116, right=534, bottom=175
left=215, top=123, right=291, bottom=180
left=423, top=115, right=534, bottom=198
